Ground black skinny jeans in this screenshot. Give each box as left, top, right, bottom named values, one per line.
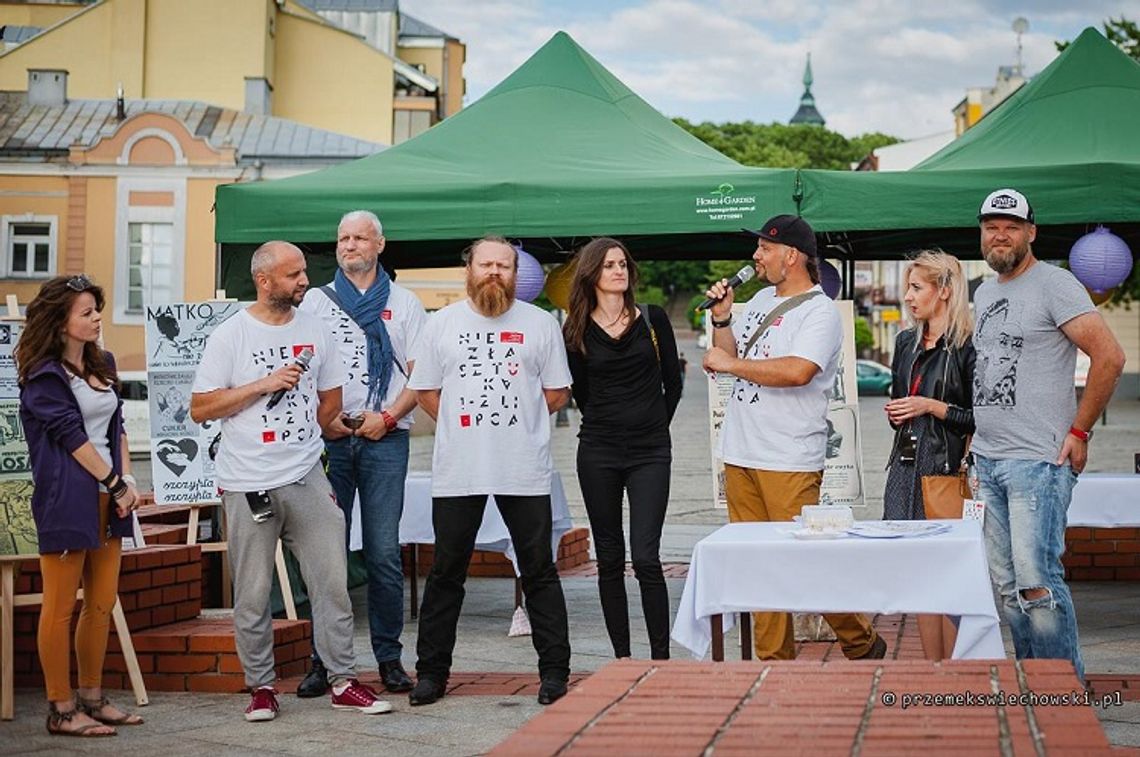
left=415, top=494, right=571, bottom=683
left=577, top=441, right=671, bottom=659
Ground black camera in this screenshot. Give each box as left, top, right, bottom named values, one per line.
left=245, top=490, right=274, bottom=523
left=898, top=431, right=918, bottom=464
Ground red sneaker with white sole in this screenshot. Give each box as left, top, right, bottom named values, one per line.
left=245, top=687, right=279, bottom=722
left=330, top=679, right=392, bottom=714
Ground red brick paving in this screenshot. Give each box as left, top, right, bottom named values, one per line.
left=491, top=659, right=1116, bottom=756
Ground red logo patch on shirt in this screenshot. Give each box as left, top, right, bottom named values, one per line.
left=771, top=316, right=784, bottom=327
left=500, top=331, right=524, bottom=344
left=459, top=414, right=472, bottom=428
left=293, top=344, right=314, bottom=358
left=262, top=431, right=276, bottom=443
left=381, top=309, right=392, bottom=321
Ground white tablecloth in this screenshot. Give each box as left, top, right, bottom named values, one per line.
left=1068, top=474, right=1140, bottom=527
left=671, top=520, right=1005, bottom=661
left=349, top=472, right=573, bottom=575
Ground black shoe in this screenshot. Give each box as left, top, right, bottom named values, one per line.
left=297, top=658, right=328, bottom=698
left=537, top=678, right=568, bottom=706
left=378, top=660, right=414, bottom=693
left=408, top=677, right=446, bottom=707
left=855, top=636, right=888, bottom=660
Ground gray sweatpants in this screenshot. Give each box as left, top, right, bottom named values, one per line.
left=222, top=462, right=357, bottom=689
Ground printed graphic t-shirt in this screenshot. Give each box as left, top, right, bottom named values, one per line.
left=718, top=285, right=841, bottom=472
left=299, top=282, right=427, bottom=427
left=193, top=308, right=347, bottom=491
left=972, top=261, right=1094, bottom=462
left=408, top=300, right=572, bottom=497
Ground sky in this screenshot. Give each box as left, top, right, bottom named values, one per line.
left=400, top=0, right=1140, bottom=140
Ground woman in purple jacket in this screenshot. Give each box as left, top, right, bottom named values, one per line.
left=16, top=275, right=143, bottom=737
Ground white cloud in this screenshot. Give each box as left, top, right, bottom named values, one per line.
left=399, top=0, right=1140, bottom=139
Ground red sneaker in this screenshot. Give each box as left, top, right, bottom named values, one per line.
left=245, top=687, right=279, bottom=722
left=331, top=679, right=392, bottom=714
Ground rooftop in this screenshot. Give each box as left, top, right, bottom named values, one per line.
left=0, top=93, right=382, bottom=162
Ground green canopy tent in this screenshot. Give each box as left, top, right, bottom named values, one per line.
left=214, top=32, right=796, bottom=296
left=795, top=28, right=1140, bottom=263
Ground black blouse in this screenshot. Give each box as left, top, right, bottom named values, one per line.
left=567, top=304, right=681, bottom=444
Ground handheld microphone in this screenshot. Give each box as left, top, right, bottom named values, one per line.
left=697, top=266, right=756, bottom=311
left=266, top=347, right=314, bottom=410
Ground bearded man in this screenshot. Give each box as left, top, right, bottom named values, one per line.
left=971, top=189, right=1124, bottom=682
left=405, top=236, right=573, bottom=707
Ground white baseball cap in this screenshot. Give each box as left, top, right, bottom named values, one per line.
left=978, top=188, right=1035, bottom=223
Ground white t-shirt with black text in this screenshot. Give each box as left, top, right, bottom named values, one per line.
left=718, top=285, right=841, bottom=472
left=408, top=300, right=572, bottom=497
left=299, top=282, right=427, bottom=428
left=193, top=308, right=347, bottom=491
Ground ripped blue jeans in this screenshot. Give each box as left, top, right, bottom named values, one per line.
left=975, top=455, right=1084, bottom=681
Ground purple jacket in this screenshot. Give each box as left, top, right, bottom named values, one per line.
left=19, top=353, right=131, bottom=553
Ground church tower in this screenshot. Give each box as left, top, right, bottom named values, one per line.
left=789, top=53, right=825, bottom=126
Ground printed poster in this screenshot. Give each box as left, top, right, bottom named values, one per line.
left=0, top=319, right=36, bottom=556
left=706, top=299, right=866, bottom=509
left=145, top=301, right=246, bottom=505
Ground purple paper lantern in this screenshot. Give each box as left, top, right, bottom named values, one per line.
left=1069, top=225, right=1133, bottom=293
left=820, top=259, right=842, bottom=299
left=514, top=245, right=546, bottom=302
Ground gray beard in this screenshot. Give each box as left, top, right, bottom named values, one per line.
left=340, top=257, right=375, bottom=275
left=982, top=245, right=1027, bottom=275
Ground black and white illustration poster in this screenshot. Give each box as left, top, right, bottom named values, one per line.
left=145, top=302, right=245, bottom=504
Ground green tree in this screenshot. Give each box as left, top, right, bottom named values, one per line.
left=854, top=316, right=874, bottom=355
left=1058, top=18, right=1140, bottom=304
left=637, top=260, right=711, bottom=298
left=674, top=119, right=898, bottom=170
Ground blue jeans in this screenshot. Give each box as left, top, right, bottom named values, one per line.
left=325, top=430, right=409, bottom=665
left=975, top=455, right=1084, bottom=681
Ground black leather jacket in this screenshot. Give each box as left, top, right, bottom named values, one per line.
left=887, top=328, right=976, bottom=473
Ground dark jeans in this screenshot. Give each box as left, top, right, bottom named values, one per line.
left=577, top=440, right=671, bottom=659
left=415, top=494, right=571, bottom=683
left=324, top=430, right=409, bottom=665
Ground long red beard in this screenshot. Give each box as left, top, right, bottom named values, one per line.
left=468, top=276, right=515, bottom=317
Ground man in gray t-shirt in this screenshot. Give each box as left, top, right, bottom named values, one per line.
left=971, top=189, right=1125, bottom=683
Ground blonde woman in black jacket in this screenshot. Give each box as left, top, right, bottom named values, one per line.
left=883, top=250, right=975, bottom=660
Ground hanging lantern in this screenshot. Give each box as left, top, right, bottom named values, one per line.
left=1087, top=287, right=1116, bottom=306
left=819, top=259, right=842, bottom=299
left=543, top=258, right=578, bottom=310
left=514, top=245, right=546, bottom=303
left=1068, top=225, right=1133, bottom=294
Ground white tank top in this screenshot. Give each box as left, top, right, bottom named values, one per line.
left=69, top=374, right=117, bottom=471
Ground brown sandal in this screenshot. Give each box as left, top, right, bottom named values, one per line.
left=46, top=702, right=117, bottom=737
left=78, top=695, right=144, bottom=726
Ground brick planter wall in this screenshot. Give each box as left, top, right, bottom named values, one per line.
left=401, top=527, right=592, bottom=578
left=1063, top=527, right=1140, bottom=580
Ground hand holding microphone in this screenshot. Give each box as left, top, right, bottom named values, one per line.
left=698, top=265, right=755, bottom=317
left=266, top=347, right=314, bottom=410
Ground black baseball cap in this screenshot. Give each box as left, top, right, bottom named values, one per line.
left=743, top=214, right=817, bottom=257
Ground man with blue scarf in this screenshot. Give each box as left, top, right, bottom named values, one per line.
left=299, top=210, right=427, bottom=696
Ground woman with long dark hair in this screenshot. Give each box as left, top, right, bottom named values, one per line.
left=16, top=275, right=142, bottom=736
left=564, top=238, right=681, bottom=659
left=883, top=250, right=976, bottom=660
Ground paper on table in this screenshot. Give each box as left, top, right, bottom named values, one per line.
left=847, top=521, right=952, bottom=539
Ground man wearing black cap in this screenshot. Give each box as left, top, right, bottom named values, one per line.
left=702, top=215, right=884, bottom=661
left=972, top=189, right=1124, bottom=682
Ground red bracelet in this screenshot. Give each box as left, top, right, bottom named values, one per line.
left=1068, top=425, right=1091, bottom=442
left=381, top=410, right=398, bottom=431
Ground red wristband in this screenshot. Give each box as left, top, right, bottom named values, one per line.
left=1068, top=425, right=1090, bottom=442
left=381, top=410, right=398, bottom=431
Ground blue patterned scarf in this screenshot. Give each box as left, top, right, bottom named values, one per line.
left=334, top=266, right=393, bottom=410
